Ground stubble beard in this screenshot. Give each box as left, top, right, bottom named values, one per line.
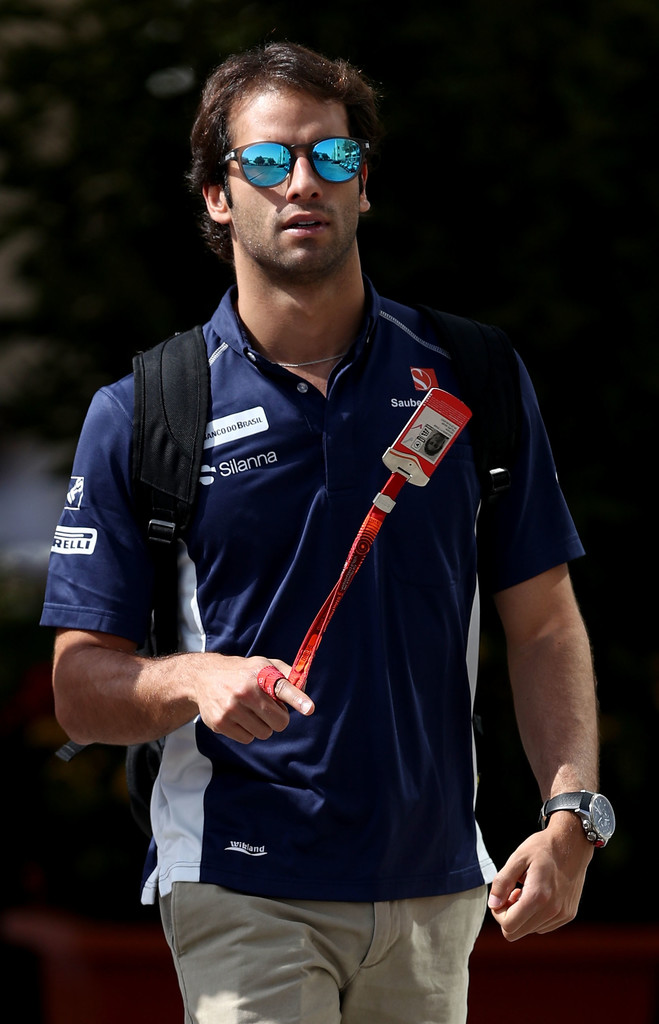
left=233, top=206, right=361, bottom=288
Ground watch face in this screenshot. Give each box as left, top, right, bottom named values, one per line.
left=590, top=794, right=616, bottom=841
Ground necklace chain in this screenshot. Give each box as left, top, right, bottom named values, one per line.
left=275, top=350, right=349, bottom=368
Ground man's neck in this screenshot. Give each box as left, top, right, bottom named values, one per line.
left=233, top=253, right=366, bottom=389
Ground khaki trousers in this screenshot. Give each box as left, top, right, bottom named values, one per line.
left=159, top=881, right=487, bottom=1024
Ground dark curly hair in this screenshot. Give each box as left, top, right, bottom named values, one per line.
left=188, top=42, right=383, bottom=263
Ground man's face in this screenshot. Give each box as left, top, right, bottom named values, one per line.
left=204, top=87, right=370, bottom=285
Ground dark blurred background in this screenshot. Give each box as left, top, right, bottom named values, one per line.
left=0, top=0, right=656, bottom=940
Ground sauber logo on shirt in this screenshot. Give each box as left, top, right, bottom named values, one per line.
left=66, top=476, right=84, bottom=510
left=410, top=367, right=438, bottom=391
left=203, top=406, right=269, bottom=449
left=52, top=525, right=97, bottom=555
left=391, top=396, right=423, bottom=408
left=390, top=367, right=440, bottom=407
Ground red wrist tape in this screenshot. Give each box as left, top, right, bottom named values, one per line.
left=257, top=665, right=286, bottom=699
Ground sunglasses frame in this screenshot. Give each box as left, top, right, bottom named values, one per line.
left=221, top=137, right=370, bottom=188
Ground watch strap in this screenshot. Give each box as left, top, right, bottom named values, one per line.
left=539, top=790, right=591, bottom=828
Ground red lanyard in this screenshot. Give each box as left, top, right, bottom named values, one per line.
left=287, top=469, right=407, bottom=687
left=258, top=388, right=471, bottom=696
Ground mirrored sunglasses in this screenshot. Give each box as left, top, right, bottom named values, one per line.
left=221, top=137, right=369, bottom=188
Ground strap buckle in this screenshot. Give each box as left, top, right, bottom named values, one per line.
left=147, top=518, right=177, bottom=544
left=488, top=467, right=511, bottom=496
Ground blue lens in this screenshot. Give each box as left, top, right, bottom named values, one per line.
left=240, top=143, right=291, bottom=186
left=311, top=138, right=363, bottom=181
left=237, top=138, right=364, bottom=187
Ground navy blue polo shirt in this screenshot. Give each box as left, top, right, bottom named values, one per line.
left=41, top=278, right=584, bottom=904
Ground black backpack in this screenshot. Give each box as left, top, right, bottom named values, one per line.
left=57, top=308, right=522, bottom=838
left=56, top=326, right=210, bottom=837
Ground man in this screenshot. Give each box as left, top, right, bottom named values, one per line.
left=42, top=42, right=612, bottom=1024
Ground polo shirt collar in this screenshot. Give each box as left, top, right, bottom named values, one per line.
left=206, top=278, right=381, bottom=365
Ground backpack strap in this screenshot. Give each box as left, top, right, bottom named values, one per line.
left=132, top=325, right=209, bottom=545
left=417, top=306, right=522, bottom=498
left=55, top=326, right=211, bottom=771
left=124, top=326, right=210, bottom=837
left=132, top=325, right=210, bottom=656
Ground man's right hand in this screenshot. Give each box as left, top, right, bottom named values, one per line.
left=52, top=629, right=314, bottom=747
left=193, top=654, right=314, bottom=744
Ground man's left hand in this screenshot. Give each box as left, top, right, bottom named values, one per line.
left=487, top=813, right=594, bottom=941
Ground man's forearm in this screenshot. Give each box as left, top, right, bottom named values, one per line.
left=53, top=630, right=199, bottom=746
left=494, top=565, right=599, bottom=802
left=52, top=628, right=311, bottom=748
left=507, top=621, right=599, bottom=800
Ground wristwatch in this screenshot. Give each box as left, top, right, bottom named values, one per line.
left=539, top=790, right=615, bottom=848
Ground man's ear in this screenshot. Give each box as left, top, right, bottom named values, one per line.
left=203, top=184, right=232, bottom=224
left=359, top=165, right=370, bottom=213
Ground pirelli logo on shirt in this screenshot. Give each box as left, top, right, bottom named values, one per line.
left=52, top=525, right=98, bottom=555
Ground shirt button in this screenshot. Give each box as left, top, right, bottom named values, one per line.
left=297, top=381, right=309, bottom=393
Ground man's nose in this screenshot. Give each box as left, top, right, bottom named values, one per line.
left=285, top=154, right=322, bottom=200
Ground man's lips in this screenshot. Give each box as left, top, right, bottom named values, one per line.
left=281, top=213, right=329, bottom=232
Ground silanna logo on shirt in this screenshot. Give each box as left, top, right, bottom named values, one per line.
left=200, top=449, right=278, bottom=485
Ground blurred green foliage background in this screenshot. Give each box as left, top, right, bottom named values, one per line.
left=0, top=0, right=656, bottom=923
